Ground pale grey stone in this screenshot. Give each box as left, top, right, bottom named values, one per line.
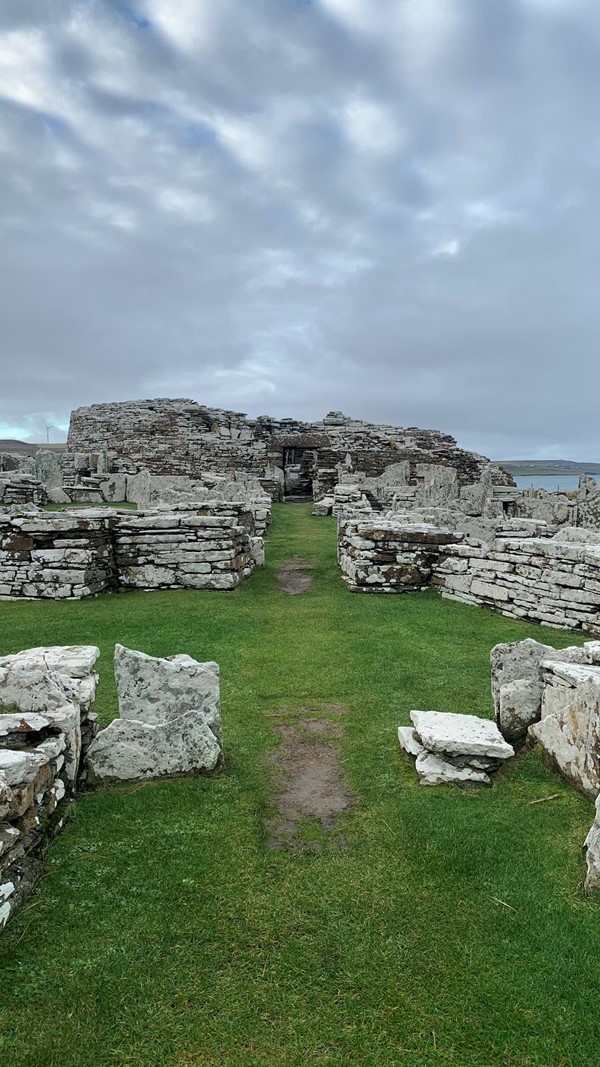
left=397, top=726, right=425, bottom=758
left=584, top=795, right=600, bottom=895
left=86, top=710, right=221, bottom=784
left=415, top=751, right=491, bottom=787
left=46, top=487, right=70, bottom=503
left=0, top=645, right=100, bottom=678
left=0, top=750, right=30, bottom=786
left=529, top=672, right=600, bottom=799
left=498, top=678, right=542, bottom=743
left=114, top=644, right=221, bottom=739
left=410, top=710, right=514, bottom=761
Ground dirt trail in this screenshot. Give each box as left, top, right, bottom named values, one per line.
left=264, top=707, right=352, bottom=850
left=277, top=557, right=314, bottom=595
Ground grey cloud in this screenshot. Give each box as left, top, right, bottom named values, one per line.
left=0, top=0, right=599, bottom=458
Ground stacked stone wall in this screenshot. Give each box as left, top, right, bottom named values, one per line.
left=67, top=399, right=508, bottom=498
left=339, top=519, right=461, bottom=593
left=0, top=503, right=264, bottom=599
left=114, top=510, right=257, bottom=591
left=0, top=510, right=117, bottom=599
left=0, top=646, right=99, bottom=930
left=433, top=537, right=600, bottom=633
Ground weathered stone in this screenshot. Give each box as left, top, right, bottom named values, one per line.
left=415, top=751, right=491, bottom=787
left=0, top=645, right=100, bottom=678
left=397, top=726, right=425, bottom=758
left=583, top=795, right=600, bottom=895
left=114, top=644, right=221, bottom=739
left=498, top=678, right=543, bottom=743
left=529, top=671, right=600, bottom=799
left=85, top=712, right=221, bottom=784
left=410, top=710, right=514, bottom=761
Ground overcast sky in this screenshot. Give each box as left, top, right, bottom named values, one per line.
left=1, top=0, right=599, bottom=459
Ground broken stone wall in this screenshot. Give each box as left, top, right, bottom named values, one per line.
left=339, top=519, right=462, bottom=593
left=67, top=398, right=510, bottom=500
left=0, top=510, right=117, bottom=599
left=0, top=503, right=264, bottom=599
left=0, top=646, right=99, bottom=930
left=113, top=507, right=261, bottom=591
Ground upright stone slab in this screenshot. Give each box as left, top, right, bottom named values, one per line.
left=529, top=664, right=600, bottom=799
left=86, top=645, right=223, bottom=785
left=584, top=796, right=600, bottom=895
left=490, top=639, right=589, bottom=742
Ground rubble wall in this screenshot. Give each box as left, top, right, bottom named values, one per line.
left=339, top=519, right=461, bottom=593
left=0, top=504, right=264, bottom=599
left=114, top=510, right=258, bottom=591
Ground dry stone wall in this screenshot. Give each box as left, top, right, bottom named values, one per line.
left=0, top=509, right=117, bottom=599
left=0, top=503, right=264, bottom=599
left=433, top=534, right=600, bottom=633
left=67, top=398, right=508, bottom=500
left=337, top=510, right=600, bottom=634
left=115, top=509, right=258, bottom=591
left=339, top=519, right=461, bottom=593
left=0, top=646, right=99, bottom=930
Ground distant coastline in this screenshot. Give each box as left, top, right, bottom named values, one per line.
left=499, top=459, right=600, bottom=477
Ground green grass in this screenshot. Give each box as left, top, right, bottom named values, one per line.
left=0, top=505, right=598, bottom=1067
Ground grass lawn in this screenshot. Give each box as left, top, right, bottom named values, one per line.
left=0, top=504, right=599, bottom=1067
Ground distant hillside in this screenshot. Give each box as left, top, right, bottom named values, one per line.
left=500, top=460, right=600, bottom=476
left=0, top=439, right=36, bottom=453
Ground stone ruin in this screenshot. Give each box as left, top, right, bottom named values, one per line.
left=66, top=398, right=503, bottom=502
left=0, top=501, right=265, bottom=599
left=490, top=637, right=600, bottom=895
left=0, top=643, right=224, bottom=932
left=0, top=645, right=100, bottom=930
left=397, top=636, right=600, bottom=894
left=330, top=455, right=600, bottom=635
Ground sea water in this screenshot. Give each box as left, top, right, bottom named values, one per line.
left=513, top=474, right=600, bottom=492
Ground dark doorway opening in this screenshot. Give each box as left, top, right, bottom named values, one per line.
left=283, top=448, right=316, bottom=500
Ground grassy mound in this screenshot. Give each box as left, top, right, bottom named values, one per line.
left=0, top=505, right=597, bottom=1067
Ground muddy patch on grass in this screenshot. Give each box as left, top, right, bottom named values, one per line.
left=277, top=557, right=314, bottom=595
left=264, top=709, right=352, bottom=850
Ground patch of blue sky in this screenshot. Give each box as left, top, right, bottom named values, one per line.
left=111, top=2, right=151, bottom=29
left=41, top=114, right=67, bottom=135
left=185, top=123, right=219, bottom=146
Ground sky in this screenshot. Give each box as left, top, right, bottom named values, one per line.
left=1, top=0, right=600, bottom=460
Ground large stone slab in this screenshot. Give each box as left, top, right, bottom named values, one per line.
left=114, top=644, right=221, bottom=740
left=397, top=726, right=425, bottom=758
left=0, top=645, right=100, bottom=679
left=85, top=711, right=221, bottom=785
left=410, top=710, right=514, bottom=761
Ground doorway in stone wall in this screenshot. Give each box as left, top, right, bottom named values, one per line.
left=282, top=448, right=317, bottom=500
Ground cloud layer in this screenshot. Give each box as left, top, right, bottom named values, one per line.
left=1, top=0, right=599, bottom=457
